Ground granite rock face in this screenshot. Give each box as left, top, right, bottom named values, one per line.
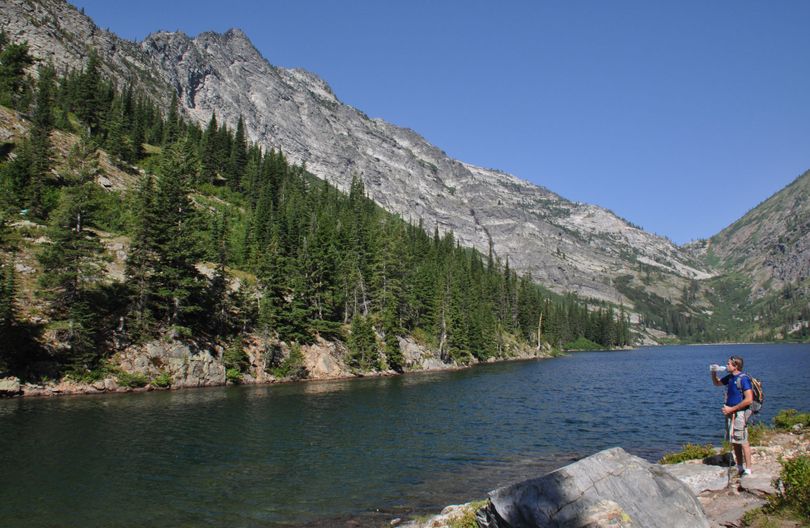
left=478, top=447, right=710, bottom=528
left=116, top=340, right=227, bottom=388
left=1, top=0, right=713, bottom=312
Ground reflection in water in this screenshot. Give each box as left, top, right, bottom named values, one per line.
left=1, top=343, right=808, bottom=527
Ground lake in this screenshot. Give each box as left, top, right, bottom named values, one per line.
left=1, top=343, right=808, bottom=527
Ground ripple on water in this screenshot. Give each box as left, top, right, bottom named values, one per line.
left=1, top=343, right=809, bottom=526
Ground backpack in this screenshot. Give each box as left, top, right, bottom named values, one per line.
left=736, top=373, right=764, bottom=414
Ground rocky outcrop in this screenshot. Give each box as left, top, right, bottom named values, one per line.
left=9, top=330, right=551, bottom=397
left=477, top=447, right=710, bottom=528
left=116, top=340, right=226, bottom=388
left=0, top=376, right=21, bottom=395
left=411, top=430, right=809, bottom=528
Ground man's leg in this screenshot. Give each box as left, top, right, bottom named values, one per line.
left=742, top=441, right=752, bottom=472
left=733, top=443, right=744, bottom=469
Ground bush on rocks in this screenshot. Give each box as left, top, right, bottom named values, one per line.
left=659, top=443, right=719, bottom=464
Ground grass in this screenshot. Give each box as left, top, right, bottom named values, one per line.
left=447, top=500, right=488, bottom=528
left=742, top=454, right=810, bottom=527
left=659, top=443, right=720, bottom=464
left=773, top=409, right=810, bottom=430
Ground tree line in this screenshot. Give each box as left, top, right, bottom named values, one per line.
left=0, top=35, right=631, bottom=378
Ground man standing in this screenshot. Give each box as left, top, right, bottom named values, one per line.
left=711, top=355, right=754, bottom=476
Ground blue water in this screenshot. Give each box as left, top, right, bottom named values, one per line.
left=1, top=343, right=808, bottom=527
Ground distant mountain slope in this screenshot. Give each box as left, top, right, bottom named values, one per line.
left=690, top=170, right=810, bottom=299
left=1, top=0, right=715, bottom=313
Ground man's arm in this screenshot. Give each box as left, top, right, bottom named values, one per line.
left=711, top=370, right=724, bottom=386
left=723, top=389, right=753, bottom=415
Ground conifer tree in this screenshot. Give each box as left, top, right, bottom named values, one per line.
left=162, top=92, right=181, bottom=147
left=27, top=64, right=56, bottom=219
left=151, top=139, right=204, bottom=329
left=76, top=51, right=102, bottom=134
left=104, top=95, right=131, bottom=163
left=0, top=34, right=34, bottom=109
left=126, top=175, right=160, bottom=338
left=348, top=314, right=378, bottom=370
left=37, top=182, right=105, bottom=370
left=227, top=116, right=247, bottom=190
left=200, top=113, right=219, bottom=183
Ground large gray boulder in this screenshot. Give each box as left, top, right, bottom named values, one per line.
left=478, top=447, right=710, bottom=528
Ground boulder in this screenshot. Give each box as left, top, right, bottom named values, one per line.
left=478, top=447, right=710, bottom=528
left=663, top=463, right=729, bottom=495
left=0, top=376, right=21, bottom=395
left=739, top=473, right=778, bottom=497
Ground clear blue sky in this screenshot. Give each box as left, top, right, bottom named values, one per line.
left=71, top=1, right=810, bottom=245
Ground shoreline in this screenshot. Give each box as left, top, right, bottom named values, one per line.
left=5, top=340, right=807, bottom=400
left=0, top=346, right=561, bottom=400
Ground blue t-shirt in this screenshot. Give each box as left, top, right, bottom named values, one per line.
left=722, top=373, right=752, bottom=406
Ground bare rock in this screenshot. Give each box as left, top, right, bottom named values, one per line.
left=698, top=491, right=766, bottom=528
left=479, top=447, right=709, bottom=528
left=117, top=339, right=226, bottom=388
left=0, top=376, right=21, bottom=395
left=301, top=338, right=351, bottom=379
left=739, top=474, right=777, bottom=498
left=664, top=463, right=729, bottom=495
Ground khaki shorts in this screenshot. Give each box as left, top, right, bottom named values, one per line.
left=725, top=409, right=752, bottom=444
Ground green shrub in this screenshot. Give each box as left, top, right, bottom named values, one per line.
left=659, top=443, right=719, bottom=464
left=225, top=367, right=242, bottom=383
left=223, top=339, right=249, bottom=373
left=411, top=327, right=437, bottom=349
left=116, top=370, right=149, bottom=388
left=748, top=422, right=769, bottom=446
left=563, top=337, right=603, bottom=351
left=775, top=455, right=810, bottom=520
left=447, top=501, right=488, bottom=528
left=151, top=371, right=172, bottom=388
left=773, top=409, right=810, bottom=430
left=272, top=344, right=308, bottom=380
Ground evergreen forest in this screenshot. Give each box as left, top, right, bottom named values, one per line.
left=0, top=36, right=631, bottom=381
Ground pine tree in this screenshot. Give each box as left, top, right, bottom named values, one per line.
left=162, top=92, right=181, bottom=147
left=37, top=182, right=105, bottom=370
left=28, top=64, right=56, bottom=219
left=76, top=51, right=102, bottom=134
left=348, top=314, right=379, bottom=370
left=208, top=212, right=230, bottom=334
left=227, top=116, right=247, bottom=190
left=125, top=175, right=160, bottom=338
left=0, top=34, right=34, bottom=109
left=200, top=113, right=219, bottom=183
left=151, top=139, right=204, bottom=329
left=0, top=256, right=17, bottom=331
left=104, top=95, right=132, bottom=163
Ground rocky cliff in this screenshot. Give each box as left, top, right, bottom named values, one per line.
left=1, top=0, right=713, bottom=312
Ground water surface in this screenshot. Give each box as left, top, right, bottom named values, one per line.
left=1, top=343, right=808, bottom=527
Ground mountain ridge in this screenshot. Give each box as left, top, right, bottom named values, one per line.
left=3, top=0, right=807, bottom=342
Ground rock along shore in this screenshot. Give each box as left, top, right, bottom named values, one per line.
left=404, top=429, right=808, bottom=528
left=0, top=334, right=557, bottom=398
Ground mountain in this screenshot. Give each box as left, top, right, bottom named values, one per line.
left=3, top=0, right=807, bottom=341
left=685, top=170, right=810, bottom=339
left=698, top=170, right=810, bottom=293
left=1, top=0, right=712, bottom=307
